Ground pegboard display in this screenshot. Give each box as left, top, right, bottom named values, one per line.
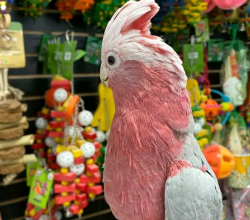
left=1, top=2, right=250, bottom=220
left=0, top=6, right=116, bottom=220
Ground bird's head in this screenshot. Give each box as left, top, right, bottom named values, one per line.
left=100, top=0, right=186, bottom=98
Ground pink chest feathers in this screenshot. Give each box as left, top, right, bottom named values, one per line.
left=103, top=148, right=190, bottom=220
left=103, top=150, right=167, bottom=220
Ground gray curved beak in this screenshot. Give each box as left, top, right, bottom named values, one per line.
left=100, top=64, right=109, bottom=87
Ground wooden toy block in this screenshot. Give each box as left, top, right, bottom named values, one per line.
left=95, top=149, right=100, bottom=157
left=196, top=129, right=208, bottom=138
left=75, top=183, right=88, bottom=191
left=48, top=163, right=61, bottom=170
left=69, top=200, right=88, bottom=214
left=86, top=185, right=103, bottom=195
left=74, top=157, right=84, bottom=164
left=49, top=121, right=65, bottom=128
left=49, top=131, right=64, bottom=138
left=54, top=172, right=76, bottom=182
left=76, top=139, right=85, bottom=147
left=51, top=205, right=60, bottom=216
left=80, top=173, right=101, bottom=183
left=47, top=154, right=56, bottom=162
left=50, top=111, right=65, bottom=118
left=34, top=133, right=47, bottom=140
left=27, top=202, right=34, bottom=211
left=32, top=143, right=46, bottom=150
left=92, top=154, right=97, bottom=161
left=33, top=209, right=46, bottom=220
left=70, top=147, right=83, bottom=158
left=39, top=152, right=46, bottom=158
left=82, top=131, right=97, bottom=139
left=54, top=183, right=76, bottom=193
left=56, top=145, right=69, bottom=153
left=85, top=164, right=99, bottom=174
left=93, top=142, right=101, bottom=149
left=75, top=193, right=87, bottom=202
left=55, top=193, right=75, bottom=205
left=37, top=112, right=51, bottom=120
left=51, top=80, right=71, bottom=90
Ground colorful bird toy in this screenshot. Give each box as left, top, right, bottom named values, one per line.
left=84, top=0, right=129, bottom=29
left=203, top=144, right=235, bottom=179
left=18, top=0, right=52, bottom=19
left=55, top=0, right=95, bottom=21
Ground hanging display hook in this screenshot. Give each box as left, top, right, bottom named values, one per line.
left=65, top=29, right=74, bottom=43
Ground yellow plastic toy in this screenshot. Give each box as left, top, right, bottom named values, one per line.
left=186, top=78, right=201, bottom=106
left=91, top=83, right=115, bottom=132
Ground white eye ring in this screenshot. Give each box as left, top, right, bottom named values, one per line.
left=106, top=51, right=120, bottom=69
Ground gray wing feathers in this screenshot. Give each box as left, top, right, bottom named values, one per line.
left=165, top=167, right=223, bottom=220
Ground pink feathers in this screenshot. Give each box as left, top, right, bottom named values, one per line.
left=102, top=0, right=160, bottom=56
left=102, top=1, right=193, bottom=219
left=104, top=60, right=191, bottom=219
left=121, top=3, right=159, bottom=35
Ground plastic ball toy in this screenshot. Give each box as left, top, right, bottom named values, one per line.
left=80, top=142, right=95, bottom=158
left=38, top=215, right=49, bottom=220
left=68, top=126, right=83, bottom=137
left=221, top=102, right=234, bottom=112
left=56, top=151, right=74, bottom=168
left=69, top=163, right=85, bottom=176
left=78, top=110, right=93, bottom=126
left=193, top=122, right=202, bottom=135
left=45, top=137, right=57, bottom=148
left=95, top=131, right=106, bottom=143
left=45, top=88, right=56, bottom=109
left=203, top=144, right=235, bottom=179
left=196, top=117, right=205, bottom=127
left=54, top=211, right=62, bottom=220
left=53, top=88, right=68, bottom=103
left=35, top=117, right=48, bottom=130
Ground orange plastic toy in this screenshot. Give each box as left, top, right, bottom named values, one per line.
left=200, top=99, right=234, bottom=121
left=203, top=144, right=235, bottom=179
left=200, top=99, right=221, bottom=121
left=65, top=95, right=80, bottom=123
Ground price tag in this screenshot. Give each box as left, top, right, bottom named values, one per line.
left=64, top=52, right=71, bottom=61
left=188, top=52, right=198, bottom=59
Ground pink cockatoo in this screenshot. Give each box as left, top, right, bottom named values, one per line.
left=100, top=0, right=223, bottom=220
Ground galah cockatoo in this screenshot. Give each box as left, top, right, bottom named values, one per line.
left=100, top=0, right=223, bottom=219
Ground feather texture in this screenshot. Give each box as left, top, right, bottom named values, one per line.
left=101, top=0, right=223, bottom=219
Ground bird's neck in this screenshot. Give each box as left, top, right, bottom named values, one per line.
left=109, top=60, right=191, bottom=119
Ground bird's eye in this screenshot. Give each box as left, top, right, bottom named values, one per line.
left=108, top=56, right=115, bottom=65
left=105, top=51, right=120, bottom=69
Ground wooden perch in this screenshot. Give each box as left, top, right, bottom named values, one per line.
left=0, top=135, right=34, bottom=150
left=0, top=154, right=37, bottom=166
left=0, top=117, right=29, bottom=130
